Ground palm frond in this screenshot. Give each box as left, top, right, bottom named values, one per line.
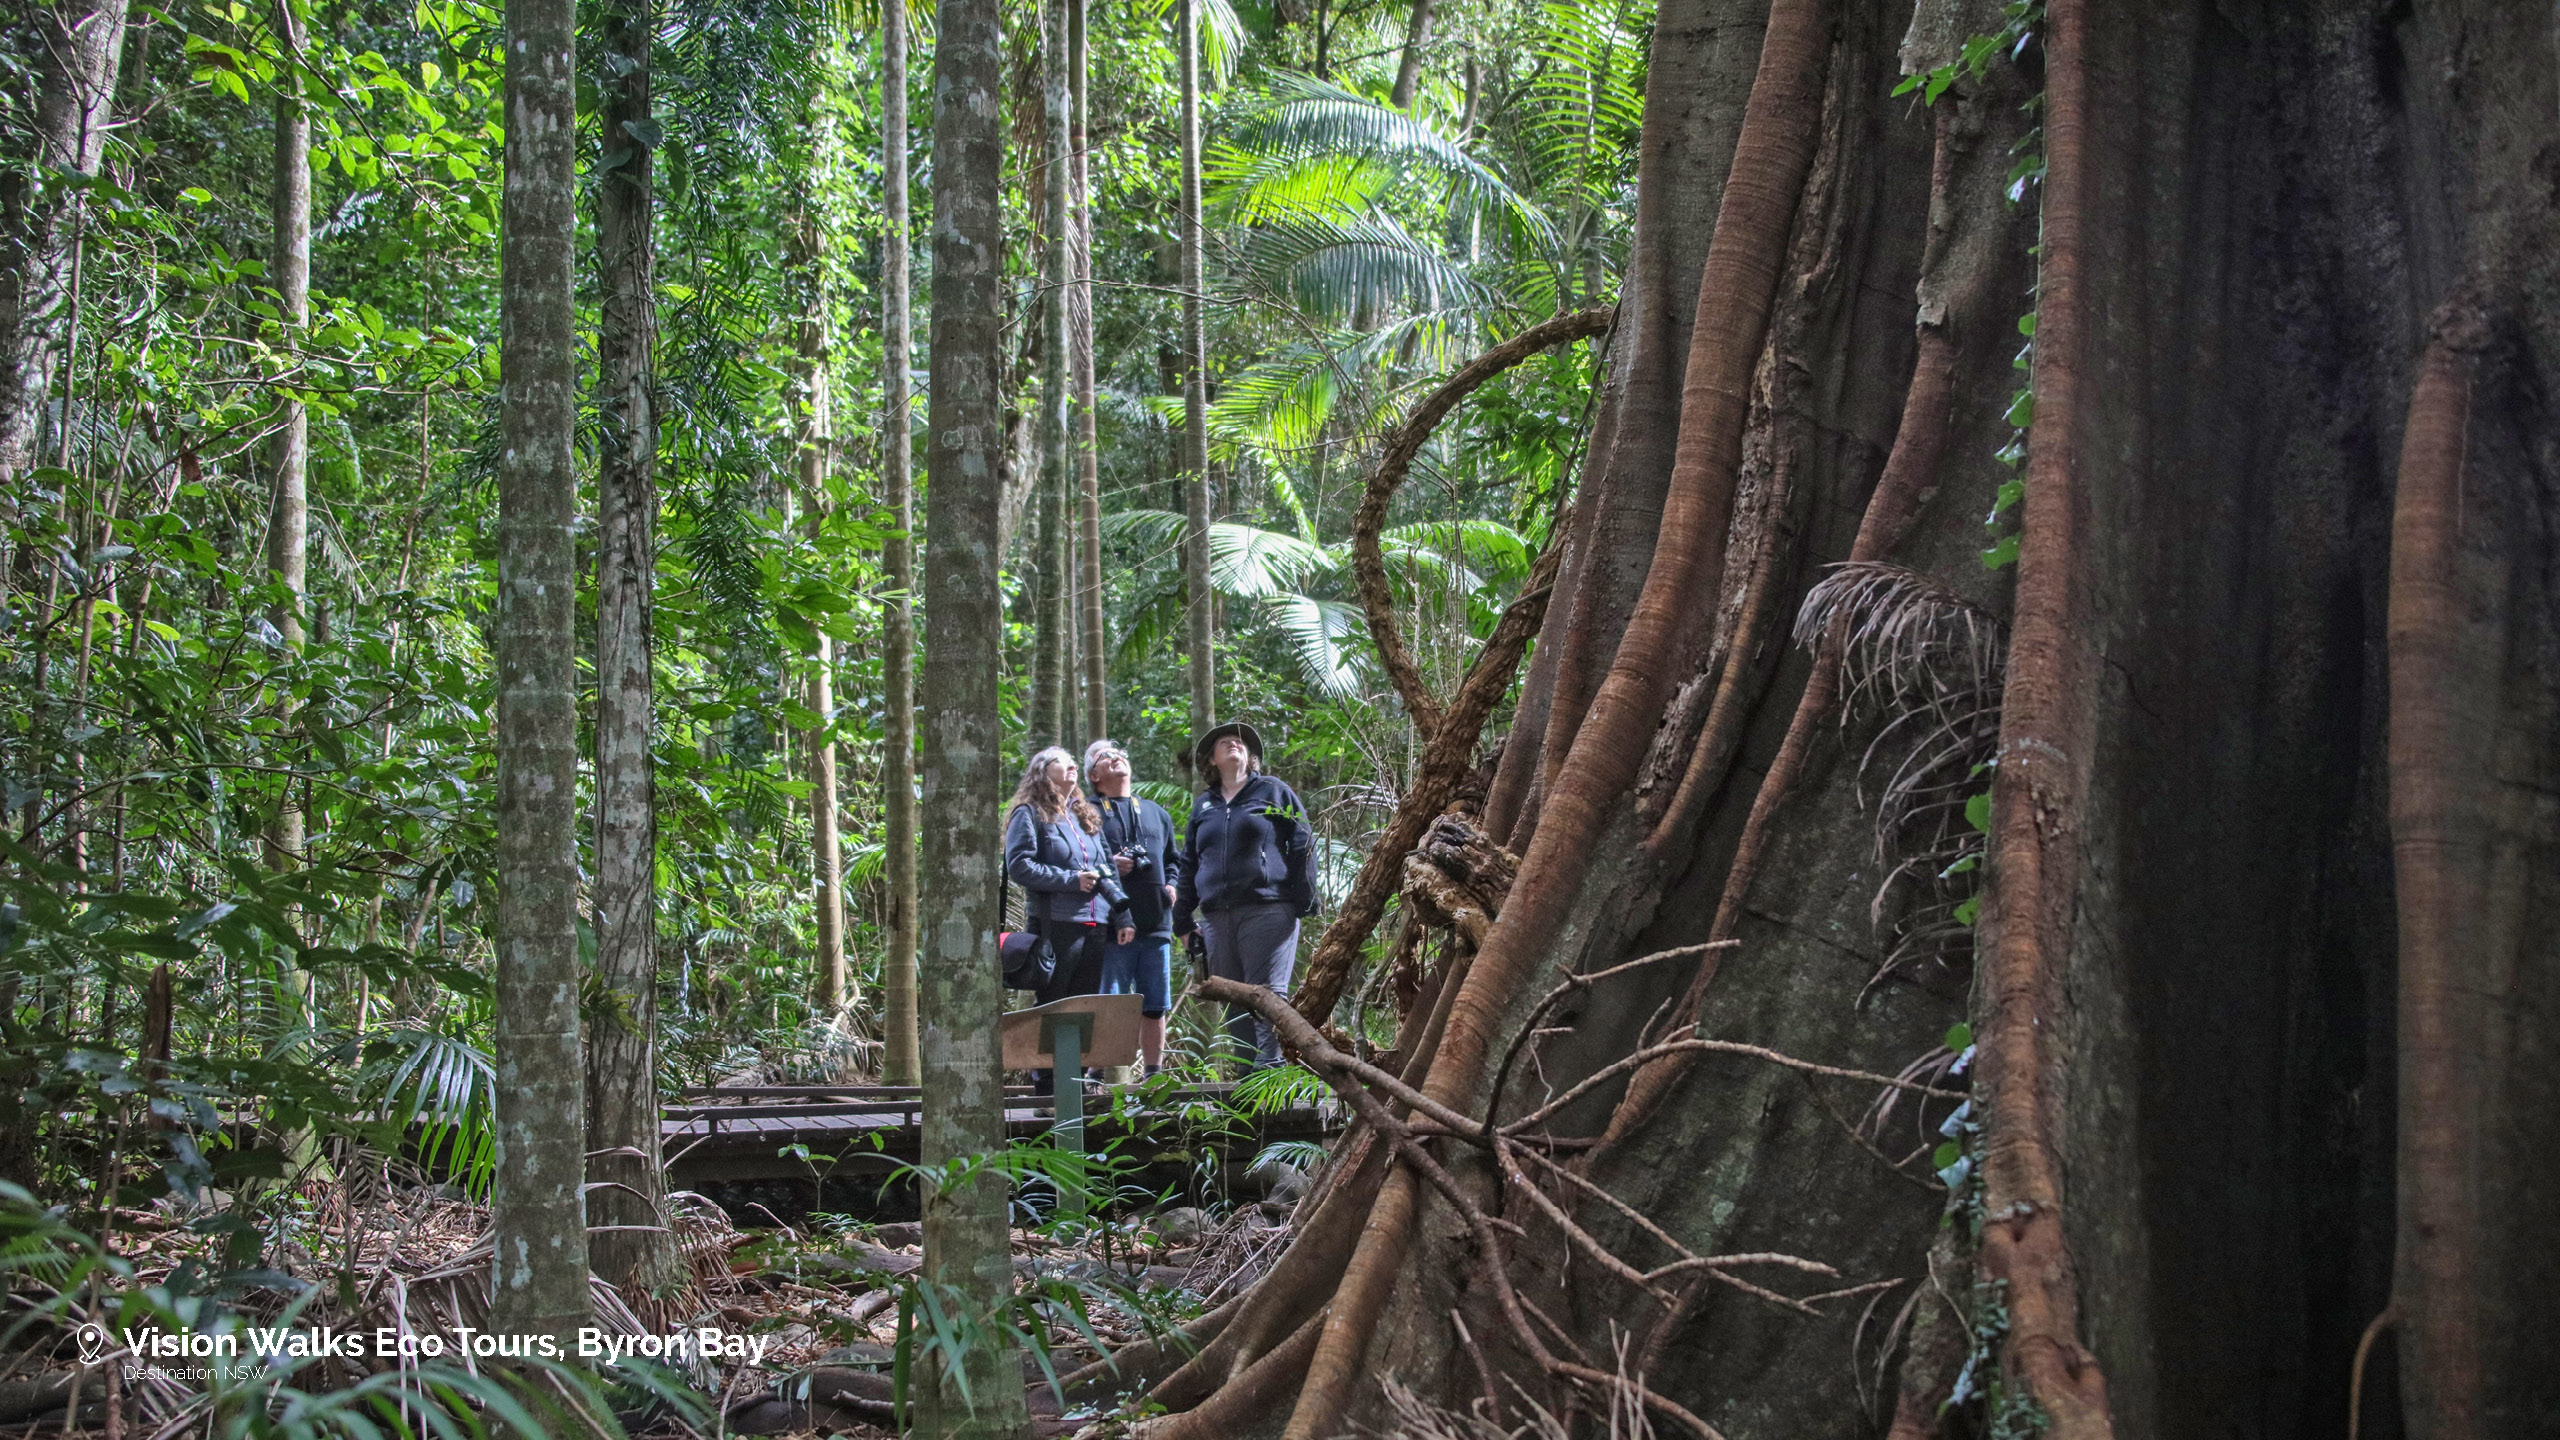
left=1378, top=518, right=1535, bottom=591
left=1514, top=0, right=1653, bottom=210
left=367, top=1025, right=497, bottom=1196
left=1260, top=594, right=1366, bottom=697
left=1100, top=513, right=1340, bottom=600
left=1131, top=0, right=1246, bottom=85
left=1211, top=354, right=1341, bottom=458
left=1233, top=213, right=1483, bottom=323
left=1213, top=522, right=1338, bottom=598
left=1219, top=73, right=1556, bottom=250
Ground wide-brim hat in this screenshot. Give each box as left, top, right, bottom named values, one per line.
left=1193, top=719, right=1265, bottom=772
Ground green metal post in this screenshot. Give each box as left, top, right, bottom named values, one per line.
left=1041, top=1011, right=1093, bottom=1216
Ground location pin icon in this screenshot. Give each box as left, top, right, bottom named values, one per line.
left=76, top=1322, right=107, bottom=1365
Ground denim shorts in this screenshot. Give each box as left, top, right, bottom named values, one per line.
left=1100, top=933, right=1173, bottom=1017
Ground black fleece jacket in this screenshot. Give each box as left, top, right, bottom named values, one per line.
left=1172, top=773, right=1312, bottom=933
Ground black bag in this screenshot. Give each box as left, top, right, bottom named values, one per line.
left=1000, top=921, right=1055, bottom=992
left=998, top=810, right=1058, bottom=991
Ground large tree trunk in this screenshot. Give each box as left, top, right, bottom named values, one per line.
left=917, top=0, right=1029, bottom=1425
left=0, top=0, right=128, bottom=485
left=490, top=0, right=590, bottom=1350
left=1177, top=0, right=1214, bottom=739
left=880, top=0, right=922, bottom=1085
left=586, top=0, right=677, bottom=1305
left=1147, top=3, right=2560, bottom=1439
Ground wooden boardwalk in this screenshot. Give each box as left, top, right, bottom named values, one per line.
left=662, top=1083, right=1337, bottom=1189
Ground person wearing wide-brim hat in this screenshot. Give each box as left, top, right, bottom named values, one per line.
left=1173, top=718, right=1319, bottom=1070
left=1190, top=719, right=1263, bottom=774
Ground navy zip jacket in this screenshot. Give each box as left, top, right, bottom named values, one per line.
left=1090, top=790, right=1177, bottom=939
left=1173, top=773, right=1313, bottom=934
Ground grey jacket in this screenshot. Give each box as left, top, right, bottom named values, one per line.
left=1004, top=804, right=1130, bottom=926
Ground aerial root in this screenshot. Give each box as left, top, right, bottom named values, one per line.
left=1151, top=975, right=1912, bottom=1431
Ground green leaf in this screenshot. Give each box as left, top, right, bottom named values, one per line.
left=1944, top=1022, right=1973, bottom=1052
left=1964, top=791, right=1993, bottom=834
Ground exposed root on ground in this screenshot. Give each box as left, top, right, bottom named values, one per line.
left=1120, top=974, right=1939, bottom=1440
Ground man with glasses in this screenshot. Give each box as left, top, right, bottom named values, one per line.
left=1084, top=740, right=1177, bottom=1075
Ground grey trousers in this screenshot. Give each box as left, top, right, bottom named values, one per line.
left=1199, top=901, right=1300, bottom=1069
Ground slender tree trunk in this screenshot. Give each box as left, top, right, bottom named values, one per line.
left=879, top=0, right=922, bottom=1086
left=0, top=0, right=129, bottom=487
left=1389, top=0, right=1433, bottom=110
left=264, top=0, right=315, bottom=1060
left=586, top=0, right=676, bottom=1305
left=490, top=0, right=590, bottom=1349
left=1032, top=0, right=1073, bottom=754
left=794, top=202, right=848, bottom=1012
left=1178, top=0, right=1214, bottom=739
left=917, top=0, right=1027, bottom=1424
left=1071, top=0, right=1105, bottom=745
left=265, top=0, right=309, bottom=656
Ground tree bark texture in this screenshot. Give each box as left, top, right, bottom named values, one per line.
left=266, top=0, right=309, bottom=655
left=1281, top=3, right=1836, bottom=1435
left=1487, top=0, right=1770, bottom=845
left=1288, top=526, right=1567, bottom=1026
left=1032, top=0, right=1073, bottom=755
left=2014, top=6, right=2555, bottom=1435
left=1177, top=0, right=1214, bottom=739
left=917, top=0, right=1029, bottom=1427
left=263, top=0, right=311, bottom=1018
left=585, top=0, right=676, bottom=1304
left=793, top=210, right=848, bottom=1012
left=1969, top=1, right=2113, bottom=1431
left=1389, top=0, right=1433, bottom=110
left=0, top=0, right=128, bottom=485
left=490, top=0, right=590, bottom=1348
left=1072, top=0, right=1106, bottom=746
left=880, top=0, right=922, bottom=1086
left=1169, top=2, right=2560, bottom=1439
left=2384, top=301, right=2489, bottom=1440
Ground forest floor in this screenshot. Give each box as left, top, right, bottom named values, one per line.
left=12, top=1180, right=1282, bottom=1438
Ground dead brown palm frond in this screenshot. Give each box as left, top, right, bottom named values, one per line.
left=1796, top=561, right=2004, bottom=730
left=1857, top=1044, right=1966, bottom=1160
left=1794, top=563, right=2006, bottom=990
left=1179, top=1203, right=1295, bottom=1304
left=1366, top=1323, right=1660, bottom=1440
left=1374, top=1374, right=1572, bottom=1440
